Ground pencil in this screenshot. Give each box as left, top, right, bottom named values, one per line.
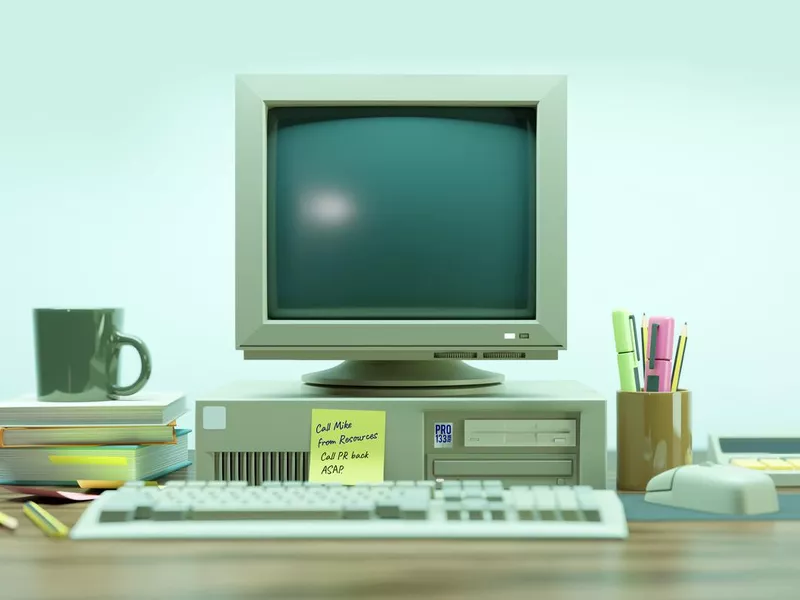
left=641, top=314, right=648, bottom=376
left=671, top=322, right=688, bottom=392
left=0, top=510, right=19, bottom=531
left=23, top=501, right=69, bottom=538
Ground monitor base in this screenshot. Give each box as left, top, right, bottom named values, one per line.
left=302, top=360, right=504, bottom=390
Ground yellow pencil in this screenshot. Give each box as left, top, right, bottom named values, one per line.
left=671, top=322, right=688, bottom=392
left=0, top=510, right=19, bottom=531
left=23, top=501, right=69, bottom=538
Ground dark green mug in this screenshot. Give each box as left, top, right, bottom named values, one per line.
left=33, top=308, right=152, bottom=402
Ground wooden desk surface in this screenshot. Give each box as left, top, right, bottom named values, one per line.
left=2, top=467, right=799, bottom=600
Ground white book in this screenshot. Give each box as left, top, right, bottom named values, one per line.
left=0, top=392, right=187, bottom=426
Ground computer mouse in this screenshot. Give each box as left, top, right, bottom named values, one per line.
left=644, top=463, right=779, bottom=515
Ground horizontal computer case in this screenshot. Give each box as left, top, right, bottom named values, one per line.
left=194, top=380, right=607, bottom=489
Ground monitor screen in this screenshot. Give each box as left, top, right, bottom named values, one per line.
left=266, top=106, right=536, bottom=320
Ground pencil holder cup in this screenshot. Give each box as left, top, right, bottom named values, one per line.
left=616, top=389, right=692, bottom=491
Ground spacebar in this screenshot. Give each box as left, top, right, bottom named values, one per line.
left=190, top=505, right=343, bottom=520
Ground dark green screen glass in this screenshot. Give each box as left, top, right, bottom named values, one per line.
left=266, top=106, right=535, bottom=319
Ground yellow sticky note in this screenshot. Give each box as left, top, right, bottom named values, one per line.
left=49, top=455, right=127, bottom=466
left=308, top=409, right=386, bottom=485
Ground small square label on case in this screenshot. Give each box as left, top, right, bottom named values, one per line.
left=434, top=422, right=453, bottom=448
left=202, top=406, right=227, bottom=430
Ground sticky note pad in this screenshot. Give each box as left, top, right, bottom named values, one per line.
left=308, top=409, right=386, bottom=485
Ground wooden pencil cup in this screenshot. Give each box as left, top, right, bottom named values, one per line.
left=616, top=390, right=692, bottom=491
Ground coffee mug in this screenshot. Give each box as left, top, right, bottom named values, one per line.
left=34, top=308, right=152, bottom=402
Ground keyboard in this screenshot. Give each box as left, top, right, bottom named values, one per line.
left=727, top=458, right=800, bottom=486
left=706, top=433, right=800, bottom=487
left=70, top=480, right=628, bottom=540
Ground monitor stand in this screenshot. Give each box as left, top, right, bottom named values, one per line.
left=301, top=360, right=504, bottom=395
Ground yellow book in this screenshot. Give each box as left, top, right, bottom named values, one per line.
left=0, top=421, right=177, bottom=448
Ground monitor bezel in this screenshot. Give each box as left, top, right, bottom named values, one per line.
left=235, top=74, right=567, bottom=359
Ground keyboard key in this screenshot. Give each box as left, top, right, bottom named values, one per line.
left=443, top=488, right=462, bottom=500
left=343, top=503, right=376, bottom=519
left=444, top=503, right=463, bottom=520
left=483, top=481, right=504, bottom=500
left=152, top=502, right=188, bottom=520
left=554, top=488, right=579, bottom=510
left=730, top=459, right=766, bottom=470
left=485, top=488, right=504, bottom=501
left=132, top=496, right=156, bottom=519
left=511, top=489, right=534, bottom=511
left=488, top=502, right=508, bottom=520
left=517, top=507, right=536, bottom=520
left=462, top=498, right=487, bottom=520
left=399, top=503, right=429, bottom=520
left=375, top=501, right=401, bottom=518
left=576, top=491, right=601, bottom=521
left=99, top=500, right=136, bottom=523
left=192, top=504, right=343, bottom=520
left=532, top=487, right=557, bottom=518
left=760, top=458, right=793, bottom=470
left=554, top=488, right=580, bottom=520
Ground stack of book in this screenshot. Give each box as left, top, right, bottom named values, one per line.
left=0, top=392, right=190, bottom=485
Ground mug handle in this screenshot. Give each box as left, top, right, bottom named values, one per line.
left=109, top=333, right=152, bottom=396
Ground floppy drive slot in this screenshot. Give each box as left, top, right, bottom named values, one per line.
left=463, top=419, right=576, bottom=448
left=432, top=459, right=573, bottom=478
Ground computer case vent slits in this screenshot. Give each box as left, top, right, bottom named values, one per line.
left=212, top=451, right=310, bottom=484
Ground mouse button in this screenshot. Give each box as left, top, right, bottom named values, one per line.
left=645, top=467, right=680, bottom=492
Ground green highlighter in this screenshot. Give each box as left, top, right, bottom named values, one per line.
left=612, top=310, right=641, bottom=392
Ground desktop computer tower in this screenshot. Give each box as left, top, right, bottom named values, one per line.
left=194, top=380, right=607, bottom=489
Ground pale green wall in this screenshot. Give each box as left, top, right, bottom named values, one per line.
left=1, top=0, right=798, bottom=448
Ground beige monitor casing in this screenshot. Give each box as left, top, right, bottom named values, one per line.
left=235, top=74, right=568, bottom=363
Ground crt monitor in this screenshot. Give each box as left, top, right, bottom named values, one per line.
left=235, top=75, right=567, bottom=391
